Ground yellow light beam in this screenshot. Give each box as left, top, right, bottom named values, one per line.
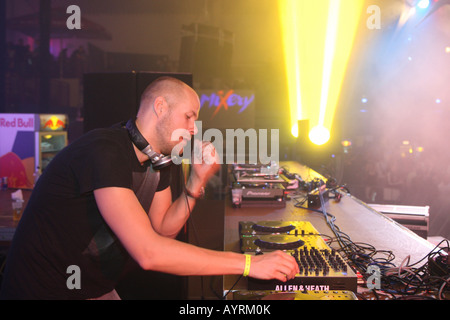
left=319, top=0, right=340, bottom=127
left=324, top=1, right=365, bottom=132
left=279, top=0, right=364, bottom=144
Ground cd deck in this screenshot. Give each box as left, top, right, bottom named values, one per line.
left=239, top=220, right=318, bottom=236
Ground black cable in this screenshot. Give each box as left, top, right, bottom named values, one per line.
left=293, top=182, right=450, bottom=299
left=222, top=275, right=243, bottom=300
left=297, top=185, right=408, bottom=294
left=180, top=165, right=206, bottom=299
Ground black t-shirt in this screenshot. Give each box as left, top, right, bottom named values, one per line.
left=0, top=124, right=170, bottom=300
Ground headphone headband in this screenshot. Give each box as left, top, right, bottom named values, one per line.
left=125, top=119, right=172, bottom=170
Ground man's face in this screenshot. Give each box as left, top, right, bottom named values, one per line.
left=155, top=90, right=199, bottom=155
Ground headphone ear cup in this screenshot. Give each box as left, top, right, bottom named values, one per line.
left=151, top=155, right=173, bottom=170
left=126, top=119, right=172, bottom=169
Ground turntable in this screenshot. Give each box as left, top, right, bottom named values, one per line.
left=239, top=221, right=318, bottom=236
left=241, top=234, right=305, bottom=252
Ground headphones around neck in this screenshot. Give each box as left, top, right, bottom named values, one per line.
left=125, top=119, right=173, bottom=170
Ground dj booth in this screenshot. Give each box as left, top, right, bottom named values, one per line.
left=220, top=161, right=443, bottom=300
left=0, top=161, right=446, bottom=300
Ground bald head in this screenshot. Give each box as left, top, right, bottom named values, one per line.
left=138, top=76, right=196, bottom=116
left=134, top=76, right=200, bottom=156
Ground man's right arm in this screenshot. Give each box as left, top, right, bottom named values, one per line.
left=94, top=186, right=299, bottom=281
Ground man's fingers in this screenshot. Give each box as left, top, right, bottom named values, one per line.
left=274, top=272, right=289, bottom=282
left=278, top=257, right=299, bottom=280
left=202, top=143, right=217, bottom=164
left=251, top=250, right=299, bottom=281
left=192, top=140, right=219, bottom=165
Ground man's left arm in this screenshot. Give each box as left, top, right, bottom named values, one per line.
left=147, top=186, right=196, bottom=238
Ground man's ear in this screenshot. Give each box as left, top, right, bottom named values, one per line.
left=153, top=96, right=167, bottom=117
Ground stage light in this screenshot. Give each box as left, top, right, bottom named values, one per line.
left=341, top=140, right=352, bottom=147
left=291, top=123, right=299, bottom=138
left=309, top=125, right=330, bottom=146
left=361, top=98, right=368, bottom=103
left=417, top=0, right=430, bottom=9
left=279, top=1, right=364, bottom=143
left=341, top=140, right=352, bottom=153
left=446, top=47, right=450, bottom=53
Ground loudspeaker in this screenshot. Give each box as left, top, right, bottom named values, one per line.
left=178, top=23, right=233, bottom=85
left=83, top=72, right=193, bottom=133
left=136, top=72, right=193, bottom=102
left=83, top=72, right=137, bottom=133
left=295, top=119, right=313, bottom=165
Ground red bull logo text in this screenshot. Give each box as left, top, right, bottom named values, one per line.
left=0, top=117, right=34, bottom=129
left=200, top=90, right=255, bottom=119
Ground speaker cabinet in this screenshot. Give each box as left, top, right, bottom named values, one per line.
left=83, top=72, right=193, bottom=133
left=179, top=23, right=233, bottom=86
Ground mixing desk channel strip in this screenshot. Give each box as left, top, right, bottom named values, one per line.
left=239, top=221, right=358, bottom=293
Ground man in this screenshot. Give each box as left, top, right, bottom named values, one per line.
left=0, top=77, right=298, bottom=300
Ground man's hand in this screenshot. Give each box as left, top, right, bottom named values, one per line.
left=248, top=251, right=299, bottom=282
left=186, top=140, right=220, bottom=195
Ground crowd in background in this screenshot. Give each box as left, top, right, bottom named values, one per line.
left=4, top=39, right=88, bottom=110
left=340, top=142, right=450, bottom=239
left=6, top=39, right=88, bottom=79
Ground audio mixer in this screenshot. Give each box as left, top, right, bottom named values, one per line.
left=239, top=221, right=357, bottom=293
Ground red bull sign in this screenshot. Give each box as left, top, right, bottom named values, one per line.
left=0, top=113, right=68, bottom=189
left=39, top=114, right=67, bottom=131
left=0, top=114, right=35, bottom=130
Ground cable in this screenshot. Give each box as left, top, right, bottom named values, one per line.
left=288, top=168, right=449, bottom=300
left=180, top=164, right=206, bottom=299
left=222, top=275, right=243, bottom=300
left=438, top=276, right=450, bottom=300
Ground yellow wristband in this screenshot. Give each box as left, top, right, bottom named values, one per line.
left=243, top=254, right=251, bottom=277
